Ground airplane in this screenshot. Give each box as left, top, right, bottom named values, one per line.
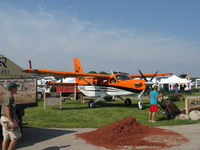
left=23, top=58, right=172, bottom=108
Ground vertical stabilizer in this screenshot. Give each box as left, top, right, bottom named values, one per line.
left=74, top=58, right=83, bottom=73
left=73, top=58, right=85, bottom=84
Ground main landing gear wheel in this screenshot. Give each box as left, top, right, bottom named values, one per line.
left=124, top=98, right=132, bottom=106
left=88, top=100, right=95, bottom=108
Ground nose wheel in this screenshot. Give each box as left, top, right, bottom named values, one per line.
left=138, top=101, right=144, bottom=109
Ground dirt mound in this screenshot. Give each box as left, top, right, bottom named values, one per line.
left=76, top=117, right=188, bottom=150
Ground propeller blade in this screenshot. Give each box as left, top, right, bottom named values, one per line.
left=150, top=71, right=158, bottom=81
left=28, top=60, right=32, bottom=69
left=138, top=69, right=148, bottom=82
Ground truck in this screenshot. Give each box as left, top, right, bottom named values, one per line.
left=38, top=76, right=84, bottom=100
left=37, top=76, right=57, bottom=99
left=55, top=85, right=83, bottom=100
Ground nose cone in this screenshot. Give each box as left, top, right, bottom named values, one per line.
left=145, top=81, right=154, bottom=86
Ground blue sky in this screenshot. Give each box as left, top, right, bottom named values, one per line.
left=0, top=0, right=200, bottom=76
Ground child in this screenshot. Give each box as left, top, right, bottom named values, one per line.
left=148, top=84, right=162, bottom=123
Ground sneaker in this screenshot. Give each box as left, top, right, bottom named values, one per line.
left=148, top=120, right=152, bottom=123
left=151, top=120, right=156, bottom=123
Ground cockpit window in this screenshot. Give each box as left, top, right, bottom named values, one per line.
left=116, top=74, right=131, bottom=81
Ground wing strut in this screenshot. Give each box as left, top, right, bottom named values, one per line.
left=79, top=77, right=108, bottom=107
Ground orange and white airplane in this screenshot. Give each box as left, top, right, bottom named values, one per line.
left=23, top=58, right=172, bottom=108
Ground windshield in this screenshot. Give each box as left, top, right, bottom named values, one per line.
left=116, top=74, right=131, bottom=81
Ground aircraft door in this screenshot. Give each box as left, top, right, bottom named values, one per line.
left=110, top=78, right=116, bottom=83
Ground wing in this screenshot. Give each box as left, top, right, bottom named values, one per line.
left=129, top=73, right=172, bottom=78
left=23, top=69, right=111, bottom=79
left=46, top=82, right=78, bottom=86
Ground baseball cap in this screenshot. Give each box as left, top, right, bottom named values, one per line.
left=7, top=82, right=19, bottom=90
left=152, top=84, right=158, bottom=89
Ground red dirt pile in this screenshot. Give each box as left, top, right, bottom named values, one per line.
left=76, top=117, right=188, bottom=150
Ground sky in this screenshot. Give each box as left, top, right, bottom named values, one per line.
left=0, top=0, right=200, bottom=76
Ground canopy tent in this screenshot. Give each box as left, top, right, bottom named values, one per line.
left=158, top=75, right=192, bottom=91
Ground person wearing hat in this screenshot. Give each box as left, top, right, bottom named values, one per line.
left=1, top=82, right=22, bottom=150
left=148, top=84, right=163, bottom=123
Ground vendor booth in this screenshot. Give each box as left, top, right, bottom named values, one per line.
left=158, top=75, right=192, bottom=92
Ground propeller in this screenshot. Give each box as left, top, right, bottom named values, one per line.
left=138, top=69, right=159, bottom=89
left=150, top=71, right=158, bottom=81
left=28, top=60, right=32, bottom=69
left=137, top=70, right=159, bottom=109
left=138, top=69, right=148, bottom=82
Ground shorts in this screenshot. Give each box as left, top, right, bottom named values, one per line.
left=0, top=116, right=22, bottom=140
left=149, top=105, right=158, bottom=112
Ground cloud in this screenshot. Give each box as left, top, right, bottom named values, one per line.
left=0, top=5, right=199, bottom=75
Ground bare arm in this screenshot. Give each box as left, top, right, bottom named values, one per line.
left=5, top=106, right=19, bottom=128
left=156, top=93, right=163, bottom=99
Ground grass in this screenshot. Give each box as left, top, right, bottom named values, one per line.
left=23, top=94, right=200, bottom=128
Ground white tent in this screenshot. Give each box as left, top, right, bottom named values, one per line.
left=158, top=75, right=192, bottom=91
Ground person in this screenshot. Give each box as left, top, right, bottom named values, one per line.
left=148, top=84, right=163, bottom=123
left=1, top=82, right=22, bottom=150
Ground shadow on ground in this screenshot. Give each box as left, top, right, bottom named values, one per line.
left=1, top=127, right=76, bottom=149
left=52, top=101, right=149, bottom=110
left=41, top=145, right=71, bottom=150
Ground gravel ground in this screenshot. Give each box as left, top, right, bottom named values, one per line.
left=10, top=124, right=200, bottom=150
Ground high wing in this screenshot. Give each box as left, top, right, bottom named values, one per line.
left=129, top=72, right=172, bottom=78
left=46, top=82, right=78, bottom=86
left=23, top=69, right=111, bottom=79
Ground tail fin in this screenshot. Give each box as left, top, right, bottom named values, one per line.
left=73, top=58, right=84, bottom=84
left=73, top=57, right=83, bottom=73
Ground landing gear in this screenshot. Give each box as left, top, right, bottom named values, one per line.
left=117, top=96, right=132, bottom=106
left=138, top=101, right=144, bottom=110
left=124, top=98, right=132, bottom=106
left=88, top=100, right=95, bottom=108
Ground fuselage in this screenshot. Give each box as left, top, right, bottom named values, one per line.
left=77, top=74, right=146, bottom=97
left=78, top=85, right=135, bottom=97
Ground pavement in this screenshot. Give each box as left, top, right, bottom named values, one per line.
left=3, top=124, right=200, bottom=150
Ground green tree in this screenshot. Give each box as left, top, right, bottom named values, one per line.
left=179, top=74, right=187, bottom=78
left=99, top=71, right=108, bottom=75
left=88, top=71, right=97, bottom=74
left=113, top=71, right=129, bottom=75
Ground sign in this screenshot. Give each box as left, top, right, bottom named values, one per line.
left=0, top=55, right=30, bottom=78
left=0, top=78, right=37, bottom=105
left=185, top=96, right=200, bottom=115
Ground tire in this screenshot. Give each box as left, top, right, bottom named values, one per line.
left=124, top=98, right=132, bottom=106
left=69, top=94, right=74, bottom=100
left=138, top=101, right=144, bottom=110
left=88, top=100, right=95, bottom=108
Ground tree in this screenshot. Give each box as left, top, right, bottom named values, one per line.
left=99, top=71, right=108, bottom=75
left=179, top=73, right=187, bottom=78
left=88, top=71, right=97, bottom=74
left=113, top=71, right=129, bottom=75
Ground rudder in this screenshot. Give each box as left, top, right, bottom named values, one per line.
left=74, top=57, right=83, bottom=73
